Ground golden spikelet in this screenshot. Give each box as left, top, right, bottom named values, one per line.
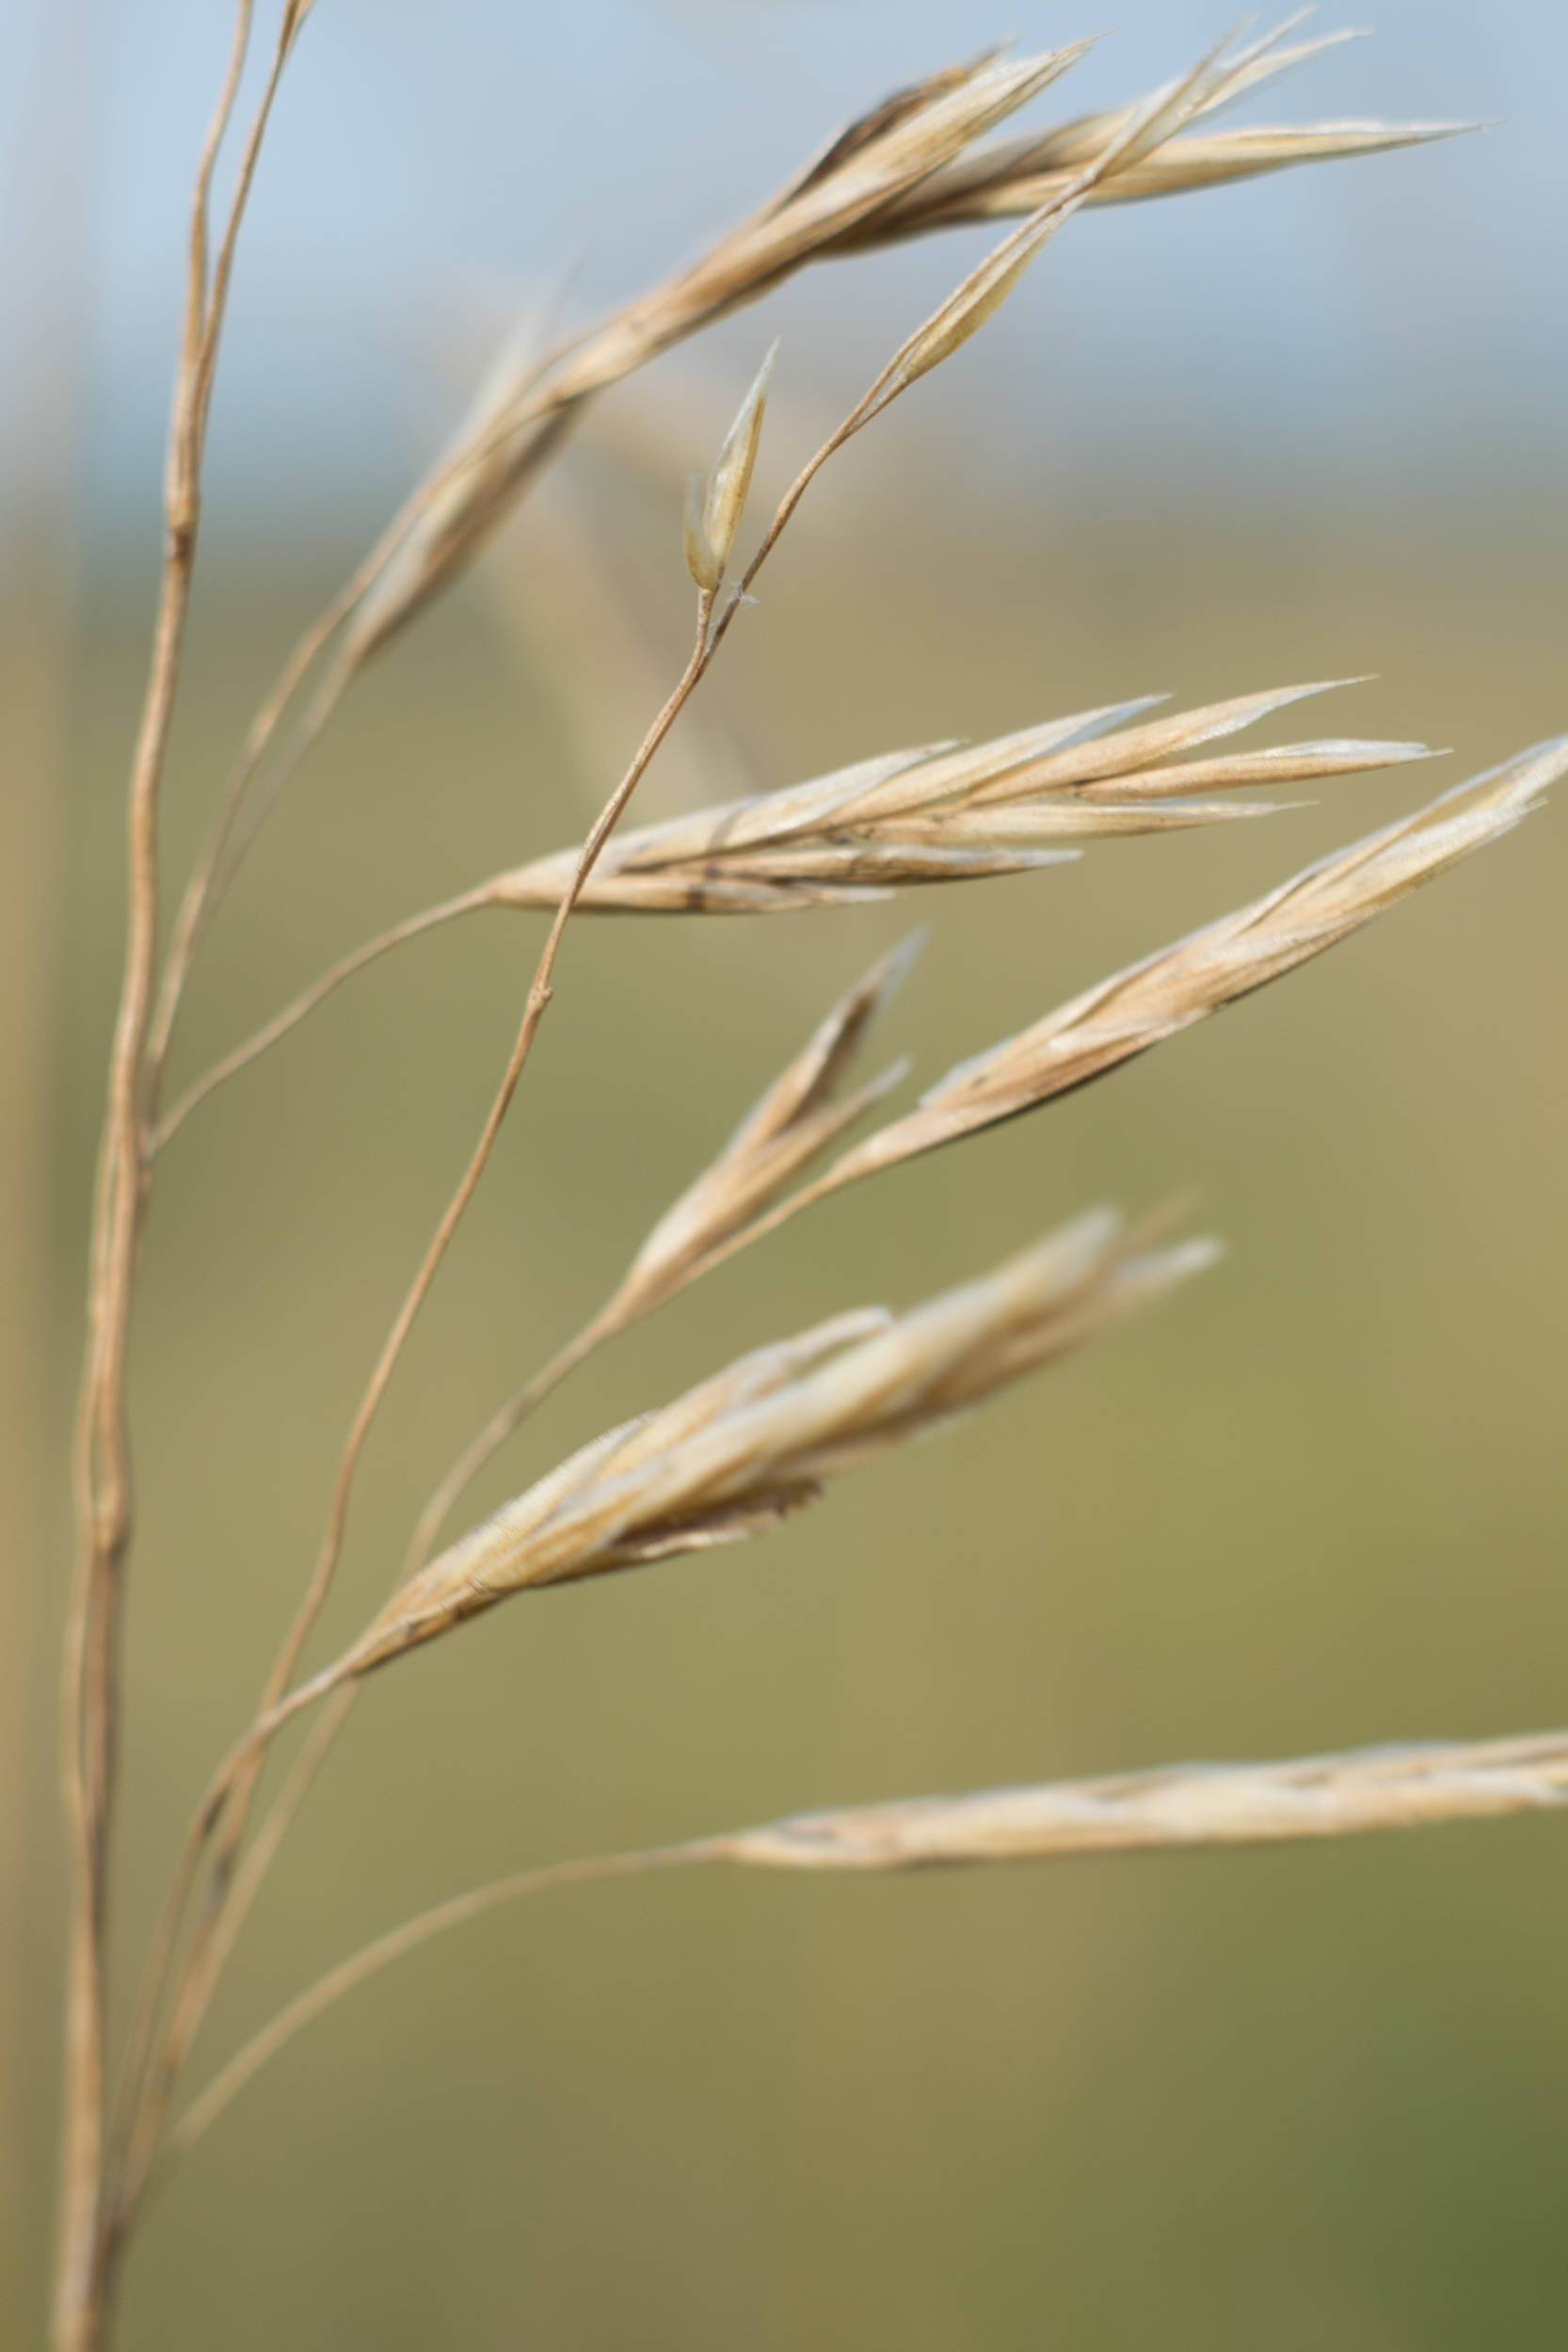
left=341, top=1213, right=1216, bottom=1676
left=494, top=682, right=1435, bottom=914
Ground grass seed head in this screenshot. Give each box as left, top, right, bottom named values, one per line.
left=493, top=682, right=1436, bottom=914
left=340, top=1212, right=1215, bottom=1676
left=722, top=1734, right=1568, bottom=1871
left=828, top=736, right=1568, bottom=1185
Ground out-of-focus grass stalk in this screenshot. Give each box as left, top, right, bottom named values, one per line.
left=0, top=0, right=94, bottom=2334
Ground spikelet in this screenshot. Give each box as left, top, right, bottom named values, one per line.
left=824, top=738, right=1567, bottom=1186
left=338, top=1213, right=1216, bottom=1677
left=864, top=204, right=1079, bottom=414
left=720, top=1733, right=1568, bottom=1870
left=612, top=938, right=920, bottom=1318
left=492, top=682, right=1435, bottom=915
left=697, top=340, right=777, bottom=586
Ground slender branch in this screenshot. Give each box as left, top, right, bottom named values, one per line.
left=113, top=602, right=719, bottom=2229
left=113, top=1297, right=628, bottom=2200
left=400, top=1304, right=621, bottom=1578
left=104, top=1651, right=343, bottom=2212
left=154, top=880, right=500, bottom=1148
left=159, top=1841, right=719, bottom=2181
left=146, top=600, right=360, bottom=1095
left=143, top=396, right=568, bottom=1095
left=284, top=609, right=711, bottom=1700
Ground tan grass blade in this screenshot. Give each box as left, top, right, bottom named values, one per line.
left=338, top=1213, right=1215, bottom=1677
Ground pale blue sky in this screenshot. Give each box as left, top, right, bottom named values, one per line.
left=3, top=0, right=1565, bottom=532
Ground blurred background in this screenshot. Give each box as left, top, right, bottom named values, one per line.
left=3, top=2, right=1566, bottom=2345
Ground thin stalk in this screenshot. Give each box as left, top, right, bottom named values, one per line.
left=113, top=1296, right=630, bottom=2203
left=144, top=389, right=573, bottom=1096
left=56, top=11, right=312, bottom=2336
left=147, top=598, right=362, bottom=1095
left=154, top=880, right=500, bottom=1148
left=144, top=370, right=559, bottom=1096
left=400, top=1301, right=623, bottom=1578
left=159, top=1840, right=720, bottom=2183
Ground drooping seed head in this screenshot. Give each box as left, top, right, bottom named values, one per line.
left=339, top=1211, right=1216, bottom=1678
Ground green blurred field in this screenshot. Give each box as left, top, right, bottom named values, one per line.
left=8, top=490, right=1568, bottom=2348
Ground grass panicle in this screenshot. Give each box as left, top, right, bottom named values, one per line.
left=53, top=15, right=1559, bottom=2351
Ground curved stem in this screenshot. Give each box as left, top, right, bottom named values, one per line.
left=203, top=642, right=356, bottom=920
left=279, top=615, right=712, bottom=1705
left=144, top=376, right=571, bottom=1095
left=159, top=1840, right=721, bottom=2185
left=147, top=601, right=361, bottom=1099
left=104, top=1655, right=344, bottom=2229
left=127, top=1299, right=626, bottom=2187
left=400, top=1302, right=622, bottom=1579
left=155, top=881, right=500, bottom=1149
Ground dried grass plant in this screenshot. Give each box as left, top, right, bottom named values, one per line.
left=54, top=10, right=1564, bottom=2348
